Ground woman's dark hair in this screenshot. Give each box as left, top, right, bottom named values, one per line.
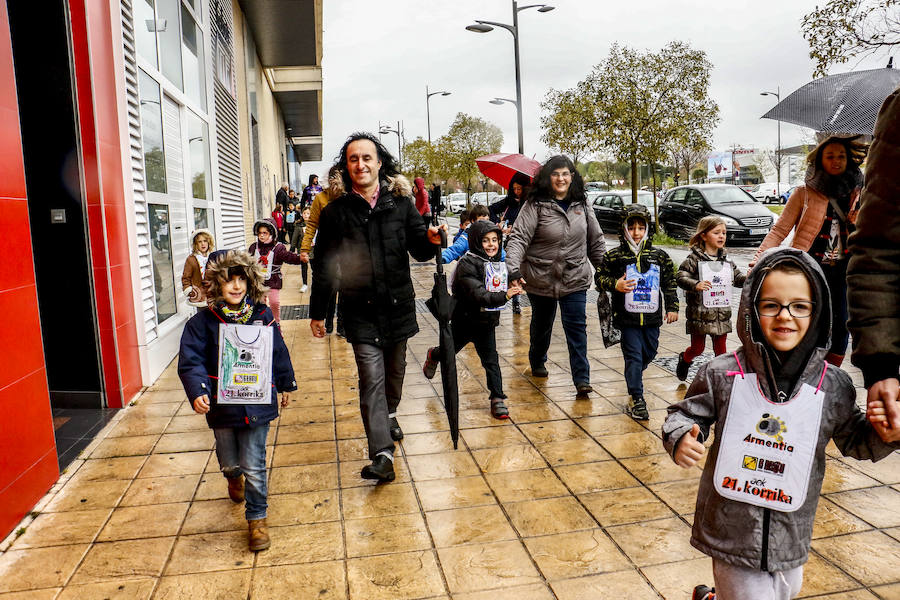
left=528, top=155, right=586, bottom=203
left=808, top=135, right=868, bottom=171
left=506, top=172, right=531, bottom=202
left=334, top=132, right=400, bottom=191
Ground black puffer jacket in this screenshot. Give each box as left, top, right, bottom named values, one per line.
left=309, top=175, right=437, bottom=346
left=452, top=220, right=509, bottom=326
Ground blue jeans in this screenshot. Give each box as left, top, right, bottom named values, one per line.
left=527, top=291, right=590, bottom=385
left=214, top=425, right=269, bottom=520
left=620, top=326, right=660, bottom=397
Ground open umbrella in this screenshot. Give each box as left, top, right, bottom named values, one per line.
left=424, top=221, right=460, bottom=448
left=762, top=66, right=900, bottom=135
left=476, top=152, right=541, bottom=188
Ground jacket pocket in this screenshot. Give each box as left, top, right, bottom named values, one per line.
left=523, top=255, right=555, bottom=287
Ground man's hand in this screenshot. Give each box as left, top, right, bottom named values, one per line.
left=867, top=378, right=900, bottom=430
left=300, top=251, right=310, bottom=263
left=310, top=319, right=326, bottom=338
left=674, top=424, right=705, bottom=467
left=426, top=224, right=448, bottom=245
left=280, top=392, right=290, bottom=408
left=695, top=281, right=711, bottom=291
left=665, top=311, right=679, bottom=324
left=615, top=275, right=636, bottom=293
left=192, top=395, right=210, bottom=415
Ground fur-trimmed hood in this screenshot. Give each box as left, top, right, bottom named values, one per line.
left=190, top=228, right=215, bottom=253
left=385, top=174, right=412, bottom=198
left=203, top=249, right=268, bottom=303
left=253, top=218, right=278, bottom=238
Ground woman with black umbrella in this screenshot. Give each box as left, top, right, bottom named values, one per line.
left=506, top=155, right=606, bottom=396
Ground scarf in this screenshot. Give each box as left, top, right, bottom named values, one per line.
left=214, top=295, right=254, bottom=324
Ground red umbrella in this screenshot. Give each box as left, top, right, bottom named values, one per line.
left=476, top=153, right=541, bottom=188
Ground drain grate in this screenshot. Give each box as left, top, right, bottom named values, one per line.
left=653, top=352, right=715, bottom=380
left=279, top=305, right=310, bottom=320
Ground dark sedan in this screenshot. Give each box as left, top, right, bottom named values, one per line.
left=590, top=189, right=657, bottom=234
left=658, top=184, right=775, bottom=246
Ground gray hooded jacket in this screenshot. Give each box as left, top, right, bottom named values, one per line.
left=663, top=247, right=898, bottom=572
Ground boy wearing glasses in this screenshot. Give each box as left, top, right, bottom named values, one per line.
left=663, top=247, right=899, bottom=600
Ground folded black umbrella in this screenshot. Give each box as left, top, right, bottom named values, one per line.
left=424, top=221, right=460, bottom=448
left=762, top=66, right=900, bottom=135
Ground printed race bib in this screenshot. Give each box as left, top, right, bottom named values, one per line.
left=217, top=323, right=273, bottom=405
left=254, top=247, right=275, bottom=280
left=624, top=263, right=659, bottom=313
left=700, top=261, right=733, bottom=308
left=484, top=262, right=508, bottom=312
left=713, top=372, right=823, bottom=512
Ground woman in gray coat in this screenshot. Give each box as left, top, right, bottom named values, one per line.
left=506, top=155, right=606, bottom=395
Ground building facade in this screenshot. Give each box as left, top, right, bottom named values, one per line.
left=0, top=0, right=322, bottom=539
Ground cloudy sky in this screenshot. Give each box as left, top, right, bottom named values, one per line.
left=298, top=0, right=890, bottom=181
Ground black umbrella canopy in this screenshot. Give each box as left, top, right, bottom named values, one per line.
left=762, top=67, right=900, bottom=135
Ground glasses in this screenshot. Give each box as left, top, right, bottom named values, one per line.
left=756, top=300, right=814, bottom=318
left=550, top=170, right=572, bottom=179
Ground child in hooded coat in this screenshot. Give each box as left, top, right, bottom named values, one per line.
left=422, top=220, right=523, bottom=419
left=663, top=248, right=899, bottom=600
left=248, top=218, right=303, bottom=323
left=182, top=228, right=215, bottom=307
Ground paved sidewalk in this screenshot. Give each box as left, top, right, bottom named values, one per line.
left=1, top=260, right=898, bottom=599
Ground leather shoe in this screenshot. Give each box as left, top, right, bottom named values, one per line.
left=248, top=518, right=270, bottom=552
left=575, top=383, right=593, bottom=397
left=531, top=364, right=549, bottom=377
left=226, top=475, right=244, bottom=503
left=389, top=417, right=404, bottom=441
left=361, top=455, right=395, bottom=482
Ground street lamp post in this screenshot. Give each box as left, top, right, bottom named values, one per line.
left=761, top=87, right=781, bottom=191
left=379, top=121, right=403, bottom=167
left=467, top=0, right=555, bottom=155
left=426, top=85, right=451, bottom=145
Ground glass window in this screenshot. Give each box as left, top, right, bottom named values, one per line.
left=670, top=188, right=688, bottom=204
left=186, top=109, right=210, bottom=200
left=703, top=187, right=756, bottom=205
left=685, top=189, right=705, bottom=206
left=182, top=0, right=198, bottom=11
left=138, top=70, right=167, bottom=193
left=181, top=5, right=206, bottom=109
left=157, top=0, right=183, bottom=91
left=149, top=204, right=176, bottom=324
left=215, top=33, right=234, bottom=93
left=194, top=207, right=213, bottom=238
left=135, top=0, right=158, bottom=68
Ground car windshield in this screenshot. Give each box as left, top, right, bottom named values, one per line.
left=702, top=187, right=754, bottom=204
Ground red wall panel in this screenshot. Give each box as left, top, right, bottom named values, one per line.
left=0, top=0, right=57, bottom=539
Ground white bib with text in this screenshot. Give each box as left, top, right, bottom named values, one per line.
left=253, top=247, right=275, bottom=280
left=700, top=261, right=733, bottom=308
left=484, top=262, right=508, bottom=311
left=217, top=323, right=273, bottom=405
left=624, top=263, right=660, bottom=313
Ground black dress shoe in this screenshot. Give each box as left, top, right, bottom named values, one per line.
left=389, top=417, right=404, bottom=441
left=360, top=455, right=395, bottom=482
left=531, top=364, right=549, bottom=377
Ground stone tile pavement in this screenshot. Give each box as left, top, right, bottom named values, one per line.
left=1, top=259, right=899, bottom=599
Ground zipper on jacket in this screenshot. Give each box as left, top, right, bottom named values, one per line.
left=637, top=248, right=644, bottom=327
left=761, top=508, right=770, bottom=571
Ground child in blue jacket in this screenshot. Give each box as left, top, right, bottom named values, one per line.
left=178, top=249, right=296, bottom=552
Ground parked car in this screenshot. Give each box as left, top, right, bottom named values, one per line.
left=446, top=192, right=468, bottom=213
left=658, top=184, right=775, bottom=246
left=751, top=182, right=792, bottom=204
left=585, top=181, right=610, bottom=192
left=470, top=192, right=500, bottom=206
left=780, top=185, right=799, bottom=204
left=590, top=189, right=657, bottom=234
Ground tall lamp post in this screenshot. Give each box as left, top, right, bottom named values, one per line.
left=379, top=121, right=403, bottom=167
left=426, top=86, right=451, bottom=144
left=466, top=0, right=555, bottom=155
left=489, top=97, right=519, bottom=142
left=761, top=87, right=781, bottom=191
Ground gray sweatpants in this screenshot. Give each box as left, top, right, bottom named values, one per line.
left=352, top=340, right=407, bottom=460
left=712, top=559, right=804, bottom=600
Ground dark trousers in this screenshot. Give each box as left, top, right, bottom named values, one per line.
left=300, top=262, right=308, bottom=285
left=527, top=291, right=590, bottom=384
left=620, top=325, right=660, bottom=397
left=821, top=261, right=849, bottom=356
left=352, top=340, right=407, bottom=459
left=325, top=291, right=342, bottom=332
left=450, top=318, right=504, bottom=399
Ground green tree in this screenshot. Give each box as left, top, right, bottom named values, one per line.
left=802, top=0, right=900, bottom=77
left=577, top=41, right=720, bottom=202
left=670, top=141, right=711, bottom=185
left=402, top=137, right=431, bottom=179
left=437, top=113, right=503, bottom=200
left=539, top=87, right=594, bottom=164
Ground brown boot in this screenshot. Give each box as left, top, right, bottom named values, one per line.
left=248, top=518, right=270, bottom=552
left=824, top=352, right=844, bottom=367
left=227, top=475, right=244, bottom=503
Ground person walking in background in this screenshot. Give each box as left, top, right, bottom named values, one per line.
left=441, top=204, right=496, bottom=264
left=297, top=207, right=310, bottom=294
left=181, top=228, right=215, bottom=308
left=309, top=132, right=443, bottom=483
left=848, top=88, right=900, bottom=436
left=275, top=182, right=289, bottom=212
left=178, top=250, right=296, bottom=552
left=270, top=204, right=286, bottom=243
left=284, top=201, right=297, bottom=248
left=288, top=201, right=304, bottom=253
left=301, top=165, right=344, bottom=334
left=248, top=218, right=302, bottom=323
left=490, top=171, right=530, bottom=314
left=414, top=176, right=431, bottom=226
left=675, top=216, right=747, bottom=381
left=429, top=182, right=443, bottom=216
left=595, top=204, right=678, bottom=420
left=752, top=135, right=868, bottom=367
left=505, top=155, right=606, bottom=396
left=300, top=174, right=322, bottom=210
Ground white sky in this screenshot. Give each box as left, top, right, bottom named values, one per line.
left=298, top=0, right=890, bottom=182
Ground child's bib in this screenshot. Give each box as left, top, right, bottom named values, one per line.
left=624, top=263, right=660, bottom=313
left=217, top=323, right=273, bottom=405
left=700, top=261, right=733, bottom=308
left=286, top=211, right=296, bottom=224
left=253, top=247, right=276, bottom=280
left=712, top=372, right=824, bottom=512
left=484, top=262, right=508, bottom=312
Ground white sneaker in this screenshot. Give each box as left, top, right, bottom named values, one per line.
left=300, top=284, right=308, bottom=293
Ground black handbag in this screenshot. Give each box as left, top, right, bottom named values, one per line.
left=596, top=291, right=621, bottom=348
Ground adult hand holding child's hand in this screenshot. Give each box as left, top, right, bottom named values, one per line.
left=675, top=424, right=705, bottom=468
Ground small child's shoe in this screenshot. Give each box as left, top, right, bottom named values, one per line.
left=248, top=518, right=270, bottom=552
left=676, top=352, right=691, bottom=381
left=300, top=284, right=308, bottom=293
left=692, top=584, right=715, bottom=600
left=626, top=395, right=650, bottom=421
left=423, top=347, right=439, bottom=379
left=490, top=398, right=509, bottom=420
left=227, top=474, right=244, bottom=503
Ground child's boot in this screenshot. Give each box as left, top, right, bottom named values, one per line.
left=626, top=395, right=649, bottom=421
left=226, top=474, right=244, bottom=503
left=248, top=518, right=271, bottom=552
left=692, top=584, right=715, bottom=600
left=512, top=296, right=521, bottom=314
left=490, top=397, right=509, bottom=420
left=423, top=347, right=439, bottom=379
left=676, top=352, right=691, bottom=381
